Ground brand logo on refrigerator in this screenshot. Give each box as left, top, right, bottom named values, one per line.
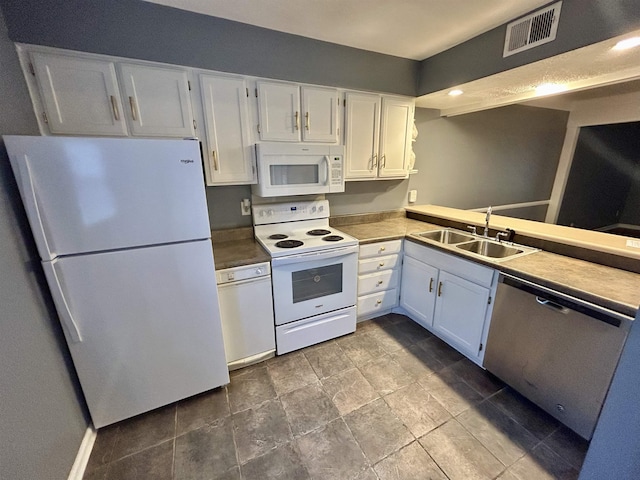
left=180, top=159, right=195, bottom=164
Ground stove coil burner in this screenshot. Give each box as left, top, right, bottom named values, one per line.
left=323, top=235, right=344, bottom=242
left=275, top=239, right=304, bottom=248
left=268, top=234, right=289, bottom=240
left=307, top=229, right=332, bottom=236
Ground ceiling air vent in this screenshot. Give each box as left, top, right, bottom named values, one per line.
left=503, top=1, right=562, bottom=57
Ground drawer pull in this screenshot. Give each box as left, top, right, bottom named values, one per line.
left=379, top=262, right=385, bottom=267
left=376, top=299, right=382, bottom=305
left=429, top=278, right=434, bottom=293
left=438, top=282, right=443, bottom=297
left=379, top=246, right=386, bottom=252
left=377, top=280, right=384, bottom=286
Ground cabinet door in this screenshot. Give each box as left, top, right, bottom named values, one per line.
left=301, top=86, right=339, bottom=143
left=400, top=256, right=438, bottom=329
left=257, top=81, right=301, bottom=141
left=433, top=271, right=489, bottom=359
left=344, top=92, right=380, bottom=179
left=119, top=63, right=194, bottom=137
left=31, top=52, right=127, bottom=136
left=200, top=74, right=255, bottom=185
left=378, top=96, right=413, bottom=178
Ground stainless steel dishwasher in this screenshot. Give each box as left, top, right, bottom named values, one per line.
left=484, top=273, right=632, bottom=439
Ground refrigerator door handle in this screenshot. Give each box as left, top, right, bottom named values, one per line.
left=18, top=155, right=53, bottom=259
left=42, top=261, right=83, bottom=343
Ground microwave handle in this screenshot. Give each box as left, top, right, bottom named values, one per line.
left=323, top=156, right=330, bottom=186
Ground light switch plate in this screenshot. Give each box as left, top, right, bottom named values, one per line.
left=408, top=190, right=417, bottom=203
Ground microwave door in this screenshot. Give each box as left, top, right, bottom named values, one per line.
left=258, top=154, right=329, bottom=196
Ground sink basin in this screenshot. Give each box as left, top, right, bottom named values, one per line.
left=456, top=240, right=524, bottom=259
left=417, top=229, right=475, bottom=245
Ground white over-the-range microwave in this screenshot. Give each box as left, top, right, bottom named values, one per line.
left=252, top=143, right=345, bottom=197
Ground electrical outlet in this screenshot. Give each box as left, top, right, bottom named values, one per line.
left=408, top=190, right=417, bottom=203
left=241, top=198, right=251, bottom=216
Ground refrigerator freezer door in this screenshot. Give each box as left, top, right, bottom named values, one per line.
left=4, top=136, right=210, bottom=260
left=46, top=240, right=229, bottom=428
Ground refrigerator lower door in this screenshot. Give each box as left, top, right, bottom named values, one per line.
left=44, top=240, right=228, bottom=428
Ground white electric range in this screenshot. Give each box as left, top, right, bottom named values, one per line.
left=253, top=200, right=359, bottom=354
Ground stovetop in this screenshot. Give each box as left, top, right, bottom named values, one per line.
left=253, top=200, right=358, bottom=257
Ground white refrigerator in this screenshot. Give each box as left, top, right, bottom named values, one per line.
left=4, top=135, right=229, bottom=428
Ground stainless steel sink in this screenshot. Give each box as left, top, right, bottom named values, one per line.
left=416, top=229, right=475, bottom=245
left=454, top=239, right=539, bottom=262
left=456, top=240, right=524, bottom=258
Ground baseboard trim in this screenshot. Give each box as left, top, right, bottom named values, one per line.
left=67, top=425, right=97, bottom=480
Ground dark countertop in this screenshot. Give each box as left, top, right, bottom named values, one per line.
left=211, top=238, right=270, bottom=271
left=338, top=218, right=640, bottom=318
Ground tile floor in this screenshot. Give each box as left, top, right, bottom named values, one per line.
left=83, top=313, right=589, bottom=480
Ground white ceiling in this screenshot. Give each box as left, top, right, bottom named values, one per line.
left=144, top=0, right=551, bottom=60
left=416, top=27, right=640, bottom=115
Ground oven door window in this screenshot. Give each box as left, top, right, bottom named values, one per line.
left=292, top=263, right=343, bottom=303
left=270, top=164, right=319, bottom=186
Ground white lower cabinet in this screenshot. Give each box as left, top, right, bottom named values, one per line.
left=400, top=241, right=497, bottom=365
left=357, top=239, right=402, bottom=319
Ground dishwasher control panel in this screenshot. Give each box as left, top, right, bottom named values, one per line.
left=216, top=262, right=271, bottom=285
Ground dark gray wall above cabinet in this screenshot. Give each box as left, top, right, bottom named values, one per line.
left=418, top=0, right=640, bottom=95
left=0, top=0, right=418, bottom=96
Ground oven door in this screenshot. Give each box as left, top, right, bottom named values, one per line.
left=271, top=245, right=358, bottom=325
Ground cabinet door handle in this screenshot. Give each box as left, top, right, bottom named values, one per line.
left=429, top=278, right=434, bottom=293
left=372, top=154, right=378, bottom=170
left=380, top=154, right=386, bottom=168
left=128, top=96, right=138, bottom=121
left=305, top=112, right=310, bottom=130
left=438, top=281, right=443, bottom=297
left=212, top=150, right=219, bottom=171
left=294, top=111, right=299, bottom=130
left=110, top=95, right=120, bottom=121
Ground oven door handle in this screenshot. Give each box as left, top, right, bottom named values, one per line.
left=271, top=244, right=359, bottom=266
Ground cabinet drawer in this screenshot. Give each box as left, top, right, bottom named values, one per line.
left=359, top=240, right=402, bottom=258
left=357, top=289, right=398, bottom=316
left=358, top=269, right=399, bottom=296
left=358, top=254, right=400, bottom=274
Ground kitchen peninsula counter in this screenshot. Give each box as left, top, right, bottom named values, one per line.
left=333, top=213, right=640, bottom=318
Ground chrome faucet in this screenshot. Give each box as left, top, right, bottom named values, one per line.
left=484, top=206, right=492, bottom=237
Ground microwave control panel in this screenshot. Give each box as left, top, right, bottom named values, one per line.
left=329, top=155, right=344, bottom=192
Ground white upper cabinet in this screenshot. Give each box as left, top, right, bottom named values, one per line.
left=118, top=63, right=195, bottom=138
left=301, top=86, right=339, bottom=143
left=257, top=81, right=301, bottom=141
left=379, top=96, right=414, bottom=178
left=257, top=81, right=338, bottom=143
left=30, top=52, right=128, bottom=136
left=344, top=92, right=380, bottom=179
left=200, top=74, right=256, bottom=185
left=344, top=92, right=414, bottom=180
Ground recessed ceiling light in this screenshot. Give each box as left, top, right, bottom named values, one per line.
left=535, top=83, right=568, bottom=96
left=448, top=89, right=463, bottom=96
left=612, top=37, right=640, bottom=50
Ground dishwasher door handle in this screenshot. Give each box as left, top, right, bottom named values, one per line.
left=536, top=296, right=570, bottom=314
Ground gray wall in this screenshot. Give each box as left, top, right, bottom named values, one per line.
left=408, top=105, right=568, bottom=212
left=418, top=0, right=640, bottom=95
left=206, top=185, right=253, bottom=229
left=0, top=0, right=418, bottom=96
left=327, top=180, right=410, bottom=216
left=578, top=310, right=640, bottom=479
left=0, top=9, right=88, bottom=480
